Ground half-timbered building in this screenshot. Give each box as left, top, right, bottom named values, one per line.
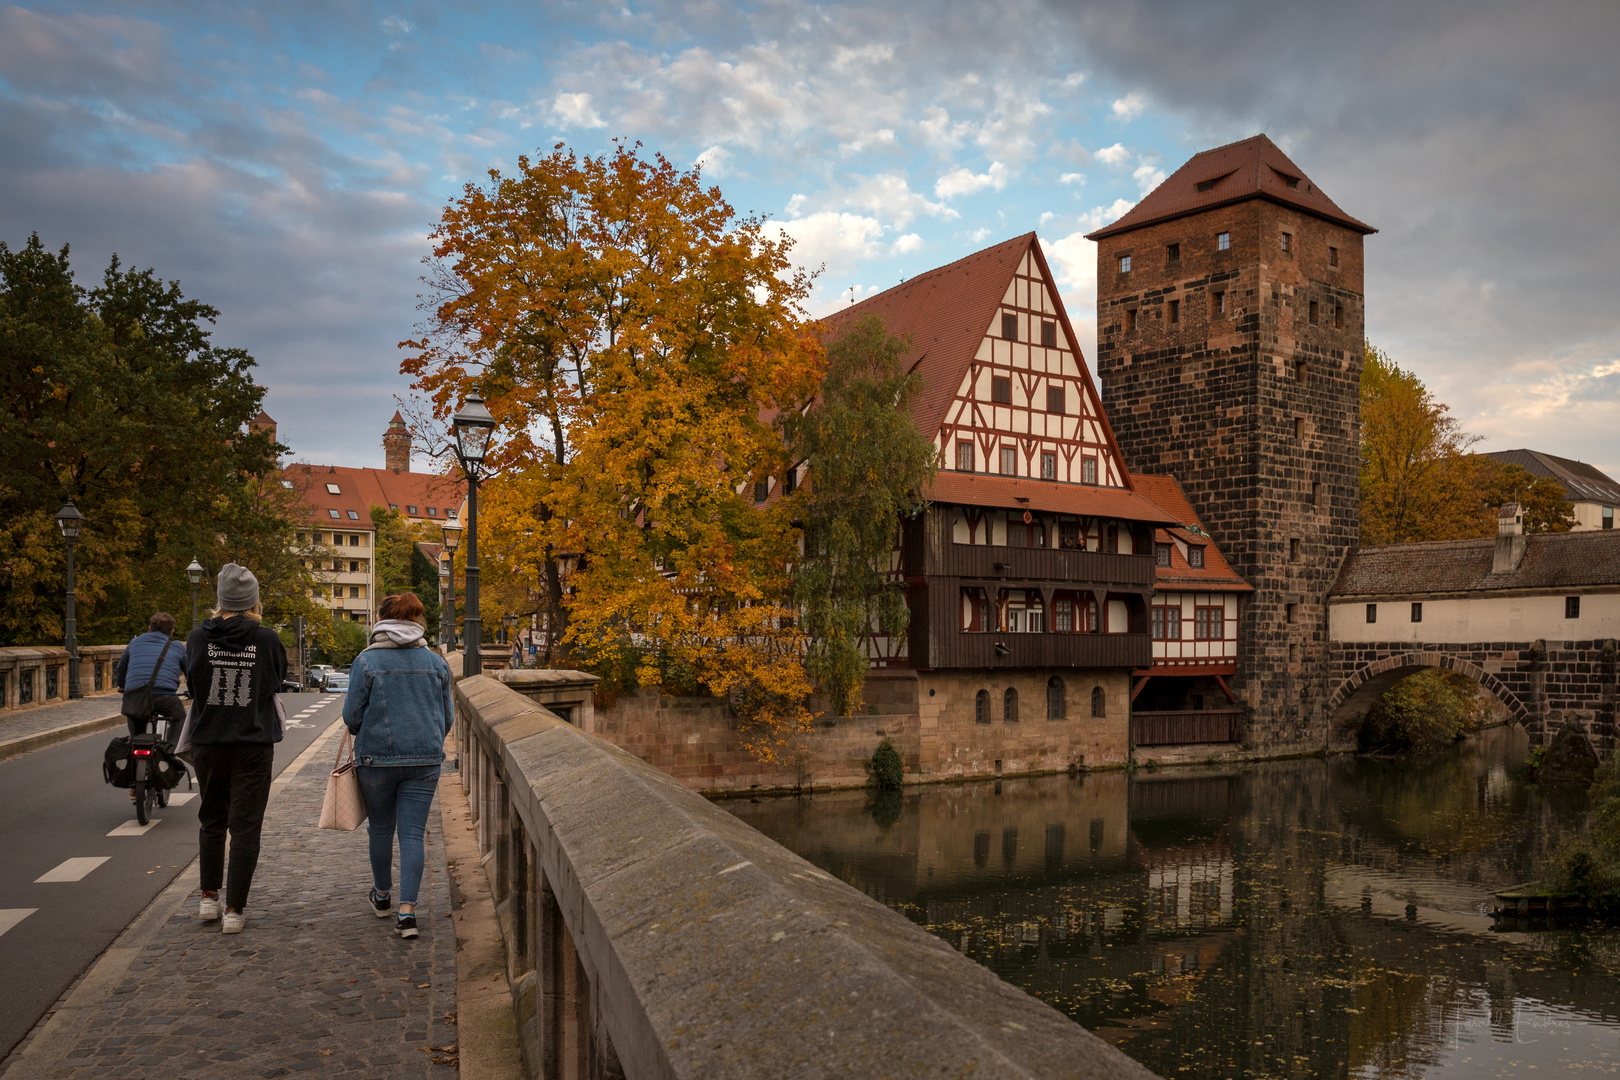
left=819, top=233, right=1183, bottom=773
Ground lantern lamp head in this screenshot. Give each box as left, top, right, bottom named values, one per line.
left=186, top=558, right=204, bottom=585
left=55, top=500, right=84, bottom=540
left=451, top=395, right=497, bottom=467
left=441, top=522, right=462, bottom=551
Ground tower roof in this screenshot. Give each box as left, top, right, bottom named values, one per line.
left=253, top=409, right=275, bottom=425
left=389, top=410, right=406, bottom=426
left=1085, top=134, right=1375, bottom=241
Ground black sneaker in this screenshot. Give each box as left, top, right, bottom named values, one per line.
left=369, top=889, right=392, bottom=918
left=395, top=914, right=418, bottom=939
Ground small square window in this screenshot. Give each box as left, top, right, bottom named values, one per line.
left=1081, top=457, right=1097, bottom=485
left=1334, top=304, right=1345, bottom=329
left=991, top=375, right=1012, bottom=404
left=1366, top=603, right=1378, bottom=624
left=1046, top=386, right=1065, bottom=414
left=1166, top=242, right=1180, bottom=263
left=347, top=510, right=359, bottom=520
left=1000, top=446, right=1017, bottom=475
left=332, top=533, right=343, bottom=546
left=389, top=503, right=398, bottom=511
left=1213, top=291, right=1227, bottom=315
left=1119, top=254, right=1132, bottom=273
left=1280, top=232, right=1292, bottom=252
left=407, top=505, right=418, bottom=515
left=350, top=560, right=361, bottom=573
left=1168, top=298, right=1180, bottom=323
left=1309, top=300, right=1319, bottom=325
left=427, top=506, right=438, bottom=516
left=1289, top=538, right=1301, bottom=562
left=1566, top=596, right=1581, bottom=619
left=350, top=534, right=361, bottom=545
left=1041, top=320, right=1057, bottom=348
left=1125, top=309, right=1138, bottom=333
left=326, top=483, right=341, bottom=495
left=1002, top=313, right=1018, bottom=340
left=1217, top=232, right=1230, bottom=251
left=1604, top=507, right=1614, bottom=530
left=1188, top=546, right=1204, bottom=568
left=754, top=480, right=768, bottom=503
left=328, top=509, right=340, bottom=519
left=1411, top=602, right=1423, bottom=623
left=957, top=441, right=975, bottom=472
left=349, top=586, right=360, bottom=599
left=1329, top=246, right=1339, bottom=267
left=1041, top=451, right=1056, bottom=480
left=1156, top=544, right=1172, bottom=567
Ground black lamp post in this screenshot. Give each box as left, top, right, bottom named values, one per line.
left=55, top=500, right=85, bottom=699
left=440, top=523, right=460, bottom=653
left=450, top=395, right=496, bottom=678
left=186, top=558, right=204, bottom=633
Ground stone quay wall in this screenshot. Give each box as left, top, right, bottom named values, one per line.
left=453, top=674, right=1161, bottom=1080
left=0, top=644, right=125, bottom=711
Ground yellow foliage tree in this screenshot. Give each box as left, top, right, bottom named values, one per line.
left=401, top=143, right=823, bottom=762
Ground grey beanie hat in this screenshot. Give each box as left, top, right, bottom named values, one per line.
left=216, top=563, right=260, bottom=611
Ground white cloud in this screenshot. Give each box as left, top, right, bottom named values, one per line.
left=1111, top=92, right=1147, bottom=120
left=843, top=173, right=955, bottom=227
left=934, top=161, right=1009, bottom=199
left=551, top=92, right=605, bottom=129
left=918, top=106, right=969, bottom=151
left=1059, top=172, right=1086, bottom=185
left=970, top=227, right=992, bottom=243
left=893, top=233, right=923, bottom=254
left=1133, top=163, right=1166, bottom=193
left=1095, top=143, right=1130, bottom=166
left=694, top=144, right=730, bottom=174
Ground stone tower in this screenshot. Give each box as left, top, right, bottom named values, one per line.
left=383, top=410, right=412, bottom=472
left=1086, top=135, right=1375, bottom=750
left=249, top=409, right=276, bottom=444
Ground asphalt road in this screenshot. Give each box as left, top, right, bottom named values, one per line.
left=0, top=692, right=342, bottom=1060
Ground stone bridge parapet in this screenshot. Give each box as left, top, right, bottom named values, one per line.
left=453, top=674, right=1159, bottom=1080
left=1327, top=639, right=1617, bottom=757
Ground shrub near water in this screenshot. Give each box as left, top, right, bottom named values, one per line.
left=865, top=737, right=903, bottom=789
left=1358, top=669, right=1488, bottom=753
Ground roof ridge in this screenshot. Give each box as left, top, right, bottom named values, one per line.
left=838, top=232, right=1036, bottom=315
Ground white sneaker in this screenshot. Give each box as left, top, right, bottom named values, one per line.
left=221, top=910, right=245, bottom=934
left=199, top=896, right=221, bottom=921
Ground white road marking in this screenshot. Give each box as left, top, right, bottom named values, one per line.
left=108, top=820, right=161, bottom=837
left=166, top=793, right=197, bottom=806
left=0, top=909, right=37, bottom=937
left=36, top=857, right=111, bottom=882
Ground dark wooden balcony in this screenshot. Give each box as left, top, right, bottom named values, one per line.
left=911, top=628, right=1153, bottom=671
left=1132, top=710, right=1242, bottom=746
left=903, top=512, right=1156, bottom=589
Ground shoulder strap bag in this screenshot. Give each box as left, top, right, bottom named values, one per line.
left=121, top=636, right=176, bottom=724
left=318, top=731, right=368, bottom=831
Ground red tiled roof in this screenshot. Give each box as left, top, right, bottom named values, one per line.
left=1330, top=530, right=1620, bottom=597
left=1130, top=473, right=1251, bottom=592
left=927, top=472, right=1176, bottom=524
left=284, top=463, right=464, bottom=529
left=1085, top=135, right=1375, bottom=241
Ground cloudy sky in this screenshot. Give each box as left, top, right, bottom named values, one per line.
left=3, top=1, right=1617, bottom=475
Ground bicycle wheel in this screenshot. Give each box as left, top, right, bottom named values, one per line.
left=156, top=781, right=169, bottom=808
left=134, top=764, right=151, bottom=826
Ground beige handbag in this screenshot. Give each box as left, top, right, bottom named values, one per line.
left=318, top=731, right=368, bottom=831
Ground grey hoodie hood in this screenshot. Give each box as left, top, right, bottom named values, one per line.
left=365, top=619, right=426, bottom=650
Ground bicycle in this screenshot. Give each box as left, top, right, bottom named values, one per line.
left=127, top=711, right=187, bottom=826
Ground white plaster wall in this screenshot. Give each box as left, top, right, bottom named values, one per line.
left=1572, top=501, right=1615, bottom=532
left=1329, top=591, right=1620, bottom=643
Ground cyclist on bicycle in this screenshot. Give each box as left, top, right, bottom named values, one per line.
left=114, top=612, right=189, bottom=740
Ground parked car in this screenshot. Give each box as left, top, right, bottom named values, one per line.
left=319, top=671, right=350, bottom=693
left=305, top=664, right=334, bottom=689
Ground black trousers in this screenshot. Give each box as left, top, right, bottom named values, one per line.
left=193, top=743, right=276, bottom=911
left=126, top=694, right=186, bottom=739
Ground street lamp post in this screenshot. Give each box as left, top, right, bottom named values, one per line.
left=440, top=524, right=460, bottom=654
left=186, top=558, right=204, bottom=633
left=55, top=501, right=85, bottom=699
left=450, top=395, right=496, bottom=679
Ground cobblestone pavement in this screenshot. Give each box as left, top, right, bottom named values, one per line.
left=44, top=732, right=458, bottom=1079
left=0, top=697, right=123, bottom=745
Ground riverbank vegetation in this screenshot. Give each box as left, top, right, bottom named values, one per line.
left=1357, top=668, right=1490, bottom=753
left=1546, top=754, right=1620, bottom=913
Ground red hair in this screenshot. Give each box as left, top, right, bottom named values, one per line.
left=378, top=592, right=426, bottom=624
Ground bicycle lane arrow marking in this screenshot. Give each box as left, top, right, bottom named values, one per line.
left=36, top=857, right=111, bottom=882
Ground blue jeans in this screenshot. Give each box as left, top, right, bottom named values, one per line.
left=357, top=765, right=440, bottom=905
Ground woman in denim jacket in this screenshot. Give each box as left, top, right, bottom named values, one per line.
left=342, top=592, right=455, bottom=938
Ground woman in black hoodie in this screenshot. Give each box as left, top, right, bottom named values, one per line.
left=182, top=563, right=287, bottom=934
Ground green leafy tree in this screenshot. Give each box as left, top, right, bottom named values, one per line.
left=781, top=315, right=937, bottom=716
left=0, top=234, right=291, bottom=645
left=1357, top=669, right=1489, bottom=753
left=368, top=503, right=443, bottom=634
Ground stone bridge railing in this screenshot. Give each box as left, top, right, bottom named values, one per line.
left=453, top=674, right=1158, bottom=1080
left=1, top=645, right=125, bottom=711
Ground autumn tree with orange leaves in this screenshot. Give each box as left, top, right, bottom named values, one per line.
left=401, top=143, right=824, bottom=762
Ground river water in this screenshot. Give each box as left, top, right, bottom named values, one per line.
left=725, top=726, right=1620, bottom=1078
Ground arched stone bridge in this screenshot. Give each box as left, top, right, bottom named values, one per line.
left=1327, top=518, right=1620, bottom=759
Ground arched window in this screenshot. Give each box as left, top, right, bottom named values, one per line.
left=975, top=689, right=991, bottom=724
left=1003, top=687, right=1019, bottom=723
left=1047, top=676, right=1065, bottom=720
left=1091, top=685, right=1107, bottom=718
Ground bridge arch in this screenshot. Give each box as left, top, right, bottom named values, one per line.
left=1328, top=651, right=1532, bottom=744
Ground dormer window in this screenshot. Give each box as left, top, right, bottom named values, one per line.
left=328, top=509, right=340, bottom=519
left=1155, top=543, right=1172, bottom=567
left=407, top=505, right=418, bottom=515
left=427, top=506, right=438, bottom=516
left=1188, top=546, right=1204, bottom=568
left=326, top=483, right=341, bottom=494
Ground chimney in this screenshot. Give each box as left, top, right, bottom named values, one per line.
left=384, top=410, right=412, bottom=473
left=1492, top=502, right=1526, bottom=575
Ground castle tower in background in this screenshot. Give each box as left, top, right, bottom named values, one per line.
left=249, top=409, right=276, bottom=445
left=1087, top=135, right=1375, bottom=749
left=384, top=410, right=412, bottom=473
